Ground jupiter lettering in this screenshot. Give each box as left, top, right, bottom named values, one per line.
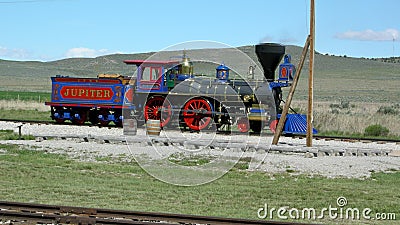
left=61, top=87, right=112, bottom=100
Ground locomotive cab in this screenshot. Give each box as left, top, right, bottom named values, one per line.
left=123, top=60, right=180, bottom=93
left=124, top=56, right=195, bottom=93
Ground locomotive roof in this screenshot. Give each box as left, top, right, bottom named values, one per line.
left=123, top=60, right=180, bottom=66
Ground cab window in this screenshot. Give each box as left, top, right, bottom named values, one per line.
left=141, top=67, right=161, bottom=81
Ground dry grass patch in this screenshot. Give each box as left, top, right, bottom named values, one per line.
left=292, top=101, right=400, bottom=136
left=0, top=100, right=49, bottom=112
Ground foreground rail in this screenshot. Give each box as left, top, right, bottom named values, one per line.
left=0, top=201, right=315, bottom=225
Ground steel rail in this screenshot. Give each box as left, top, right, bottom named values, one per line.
left=0, top=201, right=317, bottom=225
left=292, top=134, right=400, bottom=144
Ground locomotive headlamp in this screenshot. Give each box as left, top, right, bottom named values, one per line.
left=216, top=63, right=230, bottom=82
left=278, top=54, right=295, bottom=81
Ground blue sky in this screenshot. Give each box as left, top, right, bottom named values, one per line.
left=0, top=0, right=399, bottom=61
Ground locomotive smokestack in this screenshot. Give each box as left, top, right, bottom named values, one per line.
left=255, top=43, right=285, bottom=81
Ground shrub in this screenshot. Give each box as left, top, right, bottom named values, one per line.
left=364, top=124, right=390, bottom=137
left=340, top=100, right=350, bottom=109
left=331, top=109, right=340, bottom=114
left=377, top=105, right=400, bottom=115
left=329, top=100, right=350, bottom=110
left=329, top=100, right=352, bottom=114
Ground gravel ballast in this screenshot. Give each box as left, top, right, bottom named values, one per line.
left=0, top=121, right=399, bottom=179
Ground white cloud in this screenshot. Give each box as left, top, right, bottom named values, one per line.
left=0, top=46, right=31, bottom=60
left=335, top=28, right=400, bottom=41
left=64, top=47, right=121, bottom=58
left=0, top=46, right=125, bottom=61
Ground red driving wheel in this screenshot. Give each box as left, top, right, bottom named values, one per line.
left=237, top=117, right=250, bottom=133
left=54, top=107, right=65, bottom=124
left=99, top=109, right=110, bottom=126
left=269, top=119, right=279, bottom=133
left=144, top=96, right=171, bottom=127
left=182, top=98, right=212, bottom=131
left=72, top=110, right=87, bottom=125
left=55, top=118, right=65, bottom=124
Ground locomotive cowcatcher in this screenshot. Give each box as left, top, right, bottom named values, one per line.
left=45, top=43, right=315, bottom=134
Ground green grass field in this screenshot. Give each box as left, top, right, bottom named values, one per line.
left=0, top=144, right=398, bottom=224
left=0, top=91, right=51, bottom=121
left=0, top=130, right=34, bottom=140
left=0, top=109, right=51, bottom=121
left=0, top=90, right=50, bottom=102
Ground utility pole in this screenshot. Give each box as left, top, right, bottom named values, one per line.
left=272, top=0, right=315, bottom=145
left=272, top=36, right=310, bottom=145
left=306, top=0, right=315, bottom=147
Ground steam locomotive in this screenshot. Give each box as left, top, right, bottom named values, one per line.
left=45, top=43, right=313, bottom=134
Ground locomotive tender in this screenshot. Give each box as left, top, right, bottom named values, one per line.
left=45, top=43, right=312, bottom=134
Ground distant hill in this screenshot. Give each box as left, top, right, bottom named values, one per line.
left=1, top=45, right=399, bottom=103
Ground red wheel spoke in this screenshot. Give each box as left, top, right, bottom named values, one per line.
left=144, top=96, right=171, bottom=127
left=183, top=98, right=212, bottom=131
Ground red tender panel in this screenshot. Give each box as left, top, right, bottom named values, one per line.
left=125, top=88, right=134, bottom=103
left=59, top=86, right=114, bottom=101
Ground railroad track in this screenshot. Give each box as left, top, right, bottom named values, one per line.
left=1, top=119, right=399, bottom=157
left=21, top=133, right=398, bottom=158
left=0, top=201, right=315, bottom=225
left=292, top=134, right=400, bottom=144
left=1, top=118, right=399, bottom=144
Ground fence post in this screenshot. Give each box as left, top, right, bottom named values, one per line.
left=17, top=125, right=23, bottom=140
